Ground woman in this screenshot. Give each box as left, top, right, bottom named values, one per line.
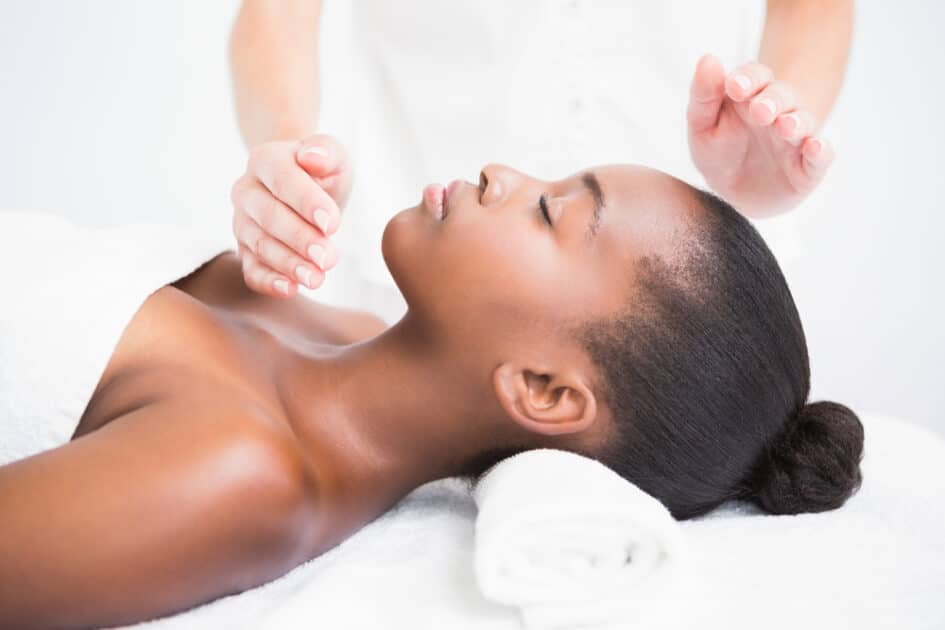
left=0, top=162, right=863, bottom=629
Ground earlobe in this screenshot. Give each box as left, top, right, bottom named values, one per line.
left=492, top=363, right=598, bottom=437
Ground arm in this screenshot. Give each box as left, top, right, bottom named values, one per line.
left=228, top=0, right=355, bottom=299
left=759, top=0, right=853, bottom=124
left=0, top=402, right=316, bottom=629
left=229, top=0, right=323, bottom=148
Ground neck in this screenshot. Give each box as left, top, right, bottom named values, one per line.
left=275, top=311, right=526, bottom=506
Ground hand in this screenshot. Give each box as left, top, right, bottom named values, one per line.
left=687, top=54, right=835, bottom=218
left=231, top=133, right=353, bottom=297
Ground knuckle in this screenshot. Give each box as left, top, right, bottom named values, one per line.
left=247, top=227, right=264, bottom=256
left=237, top=220, right=256, bottom=250
left=255, top=234, right=278, bottom=261
left=267, top=170, right=286, bottom=201
left=248, top=143, right=273, bottom=169
left=257, top=237, right=295, bottom=274
left=229, top=175, right=246, bottom=205
left=260, top=195, right=284, bottom=224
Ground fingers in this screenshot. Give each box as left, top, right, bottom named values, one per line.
left=725, top=62, right=775, bottom=102
left=687, top=54, right=727, bottom=133
left=232, top=191, right=338, bottom=287
left=248, top=144, right=342, bottom=236
left=800, top=136, right=834, bottom=182
left=747, top=80, right=799, bottom=126
left=238, top=244, right=299, bottom=298
left=774, top=108, right=818, bottom=146
left=234, top=214, right=329, bottom=292
left=233, top=176, right=339, bottom=269
left=295, top=133, right=349, bottom=178
left=726, top=62, right=820, bottom=145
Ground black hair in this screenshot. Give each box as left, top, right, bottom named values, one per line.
left=582, top=188, right=863, bottom=519
left=460, top=188, right=864, bottom=521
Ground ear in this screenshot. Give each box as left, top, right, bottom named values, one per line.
left=491, top=362, right=599, bottom=437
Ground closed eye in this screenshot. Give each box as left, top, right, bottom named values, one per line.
left=539, top=194, right=552, bottom=226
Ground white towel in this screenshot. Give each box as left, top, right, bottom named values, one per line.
left=0, top=211, right=235, bottom=466
left=471, top=448, right=686, bottom=630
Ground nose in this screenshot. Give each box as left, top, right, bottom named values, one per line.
left=479, top=163, right=523, bottom=206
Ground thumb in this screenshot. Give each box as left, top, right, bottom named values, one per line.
left=687, top=54, right=727, bottom=134
left=295, top=134, right=341, bottom=178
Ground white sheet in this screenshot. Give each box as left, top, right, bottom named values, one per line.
left=124, top=412, right=945, bottom=630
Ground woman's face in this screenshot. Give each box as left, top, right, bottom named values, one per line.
left=382, top=163, right=700, bottom=353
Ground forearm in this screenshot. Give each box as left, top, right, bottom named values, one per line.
left=759, top=0, right=853, bottom=124
left=229, top=0, right=323, bottom=149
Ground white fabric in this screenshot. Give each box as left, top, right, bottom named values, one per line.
left=471, top=448, right=686, bottom=630
left=119, top=412, right=945, bottom=630
left=0, top=211, right=234, bottom=466
left=313, top=0, right=773, bottom=324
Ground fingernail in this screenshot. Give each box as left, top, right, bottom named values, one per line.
left=807, top=138, right=823, bottom=159
left=274, top=278, right=290, bottom=295
left=755, top=97, right=776, bottom=120
left=302, top=146, right=328, bottom=158
left=308, top=243, right=328, bottom=269
left=781, top=113, right=800, bottom=136
left=733, top=74, right=751, bottom=92
left=295, top=265, right=313, bottom=287
left=313, top=208, right=331, bottom=234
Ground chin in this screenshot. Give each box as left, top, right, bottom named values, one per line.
left=381, top=204, right=436, bottom=312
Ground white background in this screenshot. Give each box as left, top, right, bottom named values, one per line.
left=2, top=2, right=942, bottom=437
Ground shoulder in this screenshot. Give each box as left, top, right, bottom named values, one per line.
left=207, top=411, right=320, bottom=543
left=124, top=399, right=321, bottom=571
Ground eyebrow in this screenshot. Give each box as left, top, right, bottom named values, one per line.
left=581, top=172, right=605, bottom=237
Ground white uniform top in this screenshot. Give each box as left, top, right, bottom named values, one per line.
left=312, top=0, right=769, bottom=323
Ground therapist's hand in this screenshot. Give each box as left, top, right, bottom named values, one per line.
left=231, top=133, right=352, bottom=298
left=687, top=54, right=835, bottom=218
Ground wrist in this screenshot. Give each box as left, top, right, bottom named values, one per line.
left=246, top=118, right=317, bottom=150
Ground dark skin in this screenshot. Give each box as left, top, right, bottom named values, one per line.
left=0, top=163, right=699, bottom=628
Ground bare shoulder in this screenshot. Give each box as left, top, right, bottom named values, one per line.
left=0, top=397, right=321, bottom=628
left=166, top=398, right=321, bottom=552
left=110, top=397, right=321, bottom=562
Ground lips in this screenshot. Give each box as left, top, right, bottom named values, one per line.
left=423, top=179, right=471, bottom=221
left=422, top=183, right=447, bottom=220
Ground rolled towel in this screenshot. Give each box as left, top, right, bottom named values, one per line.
left=471, top=448, right=687, bottom=630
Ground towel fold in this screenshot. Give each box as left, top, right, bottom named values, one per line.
left=471, top=448, right=686, bottom=630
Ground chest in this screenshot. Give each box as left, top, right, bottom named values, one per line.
left=73, top=253, right=365, bottom=439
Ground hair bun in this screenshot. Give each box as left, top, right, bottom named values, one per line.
left=754, top=401, right=865, bottom=515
